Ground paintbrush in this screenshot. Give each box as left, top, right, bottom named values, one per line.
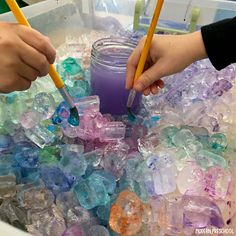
left=126, top=0, right=164, bottom=121
left=5, top=0, right=79, bottom=126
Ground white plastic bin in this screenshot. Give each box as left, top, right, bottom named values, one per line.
left=135, top=0, right=236, bottom=33
left=0, top=0, right=235, bottom=235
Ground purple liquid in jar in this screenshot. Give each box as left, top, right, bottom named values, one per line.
left=90, top=37, right=142, bottom=115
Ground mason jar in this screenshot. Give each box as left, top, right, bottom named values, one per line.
left=90, top=37, right=141, bottom=115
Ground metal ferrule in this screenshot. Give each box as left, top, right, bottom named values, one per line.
left=59, top=87, right=75, bottom=108
left=126, top=89, right=137, bottom=108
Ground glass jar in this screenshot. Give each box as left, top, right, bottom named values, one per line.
left=90, top=37, right=141, bottom=115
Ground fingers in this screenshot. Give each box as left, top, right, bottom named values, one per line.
left=155, top=79, right=165, bottom=89
left=143, top=87, right=151, bottom=96
left=17, top=61, right=39, bottom=81
left=126, top=49, right=141, bottom=89
left=16, top=25, right=56, bottom=64
left=133, top=61, right=165, bottom=92
left=142, top=80, right=164, bottom=96
left=126, top=35, right=165, bottom=96
left=150, top=80, right=165, bottom=94
left=0, top=23, right=54, bottom=94
left=15, top=77, right=31, bottom=91
left=18, top=40, right=50, bottom=77
left=0, top=75, right=31, bottom=93
left=151, top=84, right=159, bottom=95
left=126, top=37, right=146, bottom=90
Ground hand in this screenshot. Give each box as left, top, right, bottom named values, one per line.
left=126, top=31, right=207, bottom=96
left=0, top=22, right=56, bottom=93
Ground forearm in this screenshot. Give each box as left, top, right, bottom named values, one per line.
left=186, top=31, right=208, bottom=63
left=201, top=17, right=236, bottom=70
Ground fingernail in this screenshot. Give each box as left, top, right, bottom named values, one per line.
left=134, top=83, right=144, bottom=92
left=159, top=81, right=165, bottom=89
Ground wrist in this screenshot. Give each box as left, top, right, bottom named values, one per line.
left=187, top=31, right=208, bottom=63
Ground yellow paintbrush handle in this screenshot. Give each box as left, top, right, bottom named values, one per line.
left=6, top=0, right=30, bottom=26
left=133, top=0, right=164, bottom=85
left=5, top=0, right=64, bottom=89
left=49, top=65, right=64, bottom=88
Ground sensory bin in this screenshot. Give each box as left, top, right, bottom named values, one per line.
left=0, top=31, right=236, bottom=236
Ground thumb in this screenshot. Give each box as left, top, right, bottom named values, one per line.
left=133, top=62, right=164, bottom=92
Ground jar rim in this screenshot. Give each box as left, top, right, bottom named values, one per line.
left=91, top=37, right=137, bottom=68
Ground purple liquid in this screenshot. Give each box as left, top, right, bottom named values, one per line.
left=90, top=38, right=141, bottom=115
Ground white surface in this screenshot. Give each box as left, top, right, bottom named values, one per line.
left=146, top=0, right=236, bottom=25
left=1, top=0, right=235, bottom=47
left=1, top=0, right=236, bottom=27
left=23, top=0, right=45, bottom=5
left=82, top=0, right=90, bottom=14
left=0, top=0, right=81, bottom=47
left=0, top=0, right=70, bottom=21
left=0, top=221, right=32, bottom=236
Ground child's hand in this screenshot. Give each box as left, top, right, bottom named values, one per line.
left=0, top=22, right=56, bottom=93
left=126, top=31, right=207, bottom=96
